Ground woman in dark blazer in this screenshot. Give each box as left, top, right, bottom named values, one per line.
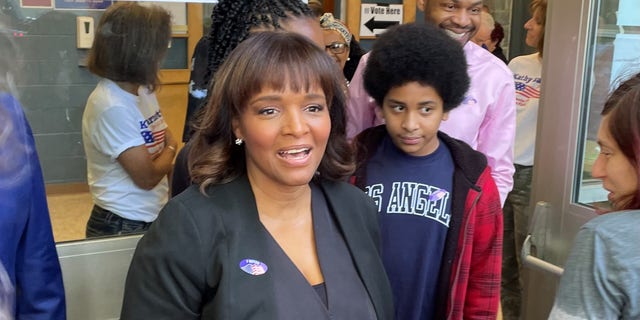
left=120, top=32, right=393, bottom=320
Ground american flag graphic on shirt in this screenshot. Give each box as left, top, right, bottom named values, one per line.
left=140, top=129, right=166, bottom=158
left=142, top=129, right=165, bottom=148
left=515, top=82, right=540, bottom=99
left=139, top=110, right=167, bottom=158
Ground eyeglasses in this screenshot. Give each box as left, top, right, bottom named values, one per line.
left=325, top=42, right=348, bottom=55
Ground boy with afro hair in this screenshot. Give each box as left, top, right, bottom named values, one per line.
left=351, top=23, right=503, bottom=319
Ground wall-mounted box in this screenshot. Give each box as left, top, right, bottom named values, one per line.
left=76, top=16, right=94, bottom=49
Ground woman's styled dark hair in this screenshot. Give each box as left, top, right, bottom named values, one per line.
left=363, top=23, right=469, bottom=112
left=530, top=0, right=547, bottom=56
left=189, top=32, right=353, bottom=191
left=601, top=72, right=640, bottom=210
left=203, top=0, right=316, bottom=89
left=87, top=3, right=171, bottom=91
left=182, top=0, right=318, bottom=142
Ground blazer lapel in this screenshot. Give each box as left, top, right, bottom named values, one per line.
left=317, top=180, right=390, bottom=319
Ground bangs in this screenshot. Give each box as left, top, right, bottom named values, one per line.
left=191, top=31, right=353, bottom=186
left=215, top=31, right=343, bottom=116
left=248, top=56, right=334, bottom=95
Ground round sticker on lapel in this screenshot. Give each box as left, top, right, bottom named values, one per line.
left=239, top=259, right=268, bottom=276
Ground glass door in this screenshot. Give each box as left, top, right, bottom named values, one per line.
left=522, top=0, right=639, bottom=318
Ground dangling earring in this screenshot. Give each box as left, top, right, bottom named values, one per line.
left=347, top=57, right=351, bottom=61
left=235, top=138, right=243, bottom=145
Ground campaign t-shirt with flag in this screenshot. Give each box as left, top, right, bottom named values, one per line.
left=509, top=53, right=542, bottom=166
left=138, top=95, right=168, bottom=158
left=364, top=135, right=453, bottom=320
left=82, top=78, right=169, bottom=222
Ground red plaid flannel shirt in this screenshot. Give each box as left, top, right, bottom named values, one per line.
left=447, top=166, right=503, bottom=319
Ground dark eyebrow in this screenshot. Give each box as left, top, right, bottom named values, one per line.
left=249, top=93, right=325, bottom=105
left=386, top=98, right=438, bottom=106
left=452, top=0, right=483, bottom=7
left=386, top=98, right=405, bottom=105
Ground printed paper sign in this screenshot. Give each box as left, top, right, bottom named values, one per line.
left=360, top=3, right=403, bottom=38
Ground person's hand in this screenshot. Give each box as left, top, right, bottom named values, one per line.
left=164, top=128, right=178, bottom=158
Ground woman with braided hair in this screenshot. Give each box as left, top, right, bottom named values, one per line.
left=172, top=0, right=324, bottom=197
left=181, top=0, right=323, bottom=143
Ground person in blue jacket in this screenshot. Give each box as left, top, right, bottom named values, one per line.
left=0, top=24, right=66, bottom=319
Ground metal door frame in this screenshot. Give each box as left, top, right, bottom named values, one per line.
left=522, top=0, right=600, bottom=318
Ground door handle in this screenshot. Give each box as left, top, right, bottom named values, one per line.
left=522, top=234, right=564, bottom=276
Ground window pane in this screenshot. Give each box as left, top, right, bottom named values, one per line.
left=162, top=37, right=188, bottom=69
left=576, top=0, right=640, bottom=207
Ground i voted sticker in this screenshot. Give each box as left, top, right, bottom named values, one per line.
left=429, top=189, right=447, bottom=201
left=462, top=96, right=478, bottom=105
left=239, top=259, right=268, bottom=276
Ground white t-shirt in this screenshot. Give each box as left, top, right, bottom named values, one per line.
left=509, top=53, right=542, bottom=166
left=82, top=79, right=168, bottom=222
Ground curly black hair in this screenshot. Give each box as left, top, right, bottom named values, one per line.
left=363, top=23, right=470, bottom=112
left=204, top=0, right=315, bottom=88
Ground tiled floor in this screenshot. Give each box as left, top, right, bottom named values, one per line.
left=47, top=188, right=92, bottom=243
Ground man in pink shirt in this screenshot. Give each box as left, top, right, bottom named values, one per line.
left=348, top=0, right=515, bottom=204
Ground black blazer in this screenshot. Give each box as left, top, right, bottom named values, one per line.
left=120, top=175, right=394, bottom=319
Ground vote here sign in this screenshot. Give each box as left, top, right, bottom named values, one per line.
left=359, top=3, right=403, bottom=38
